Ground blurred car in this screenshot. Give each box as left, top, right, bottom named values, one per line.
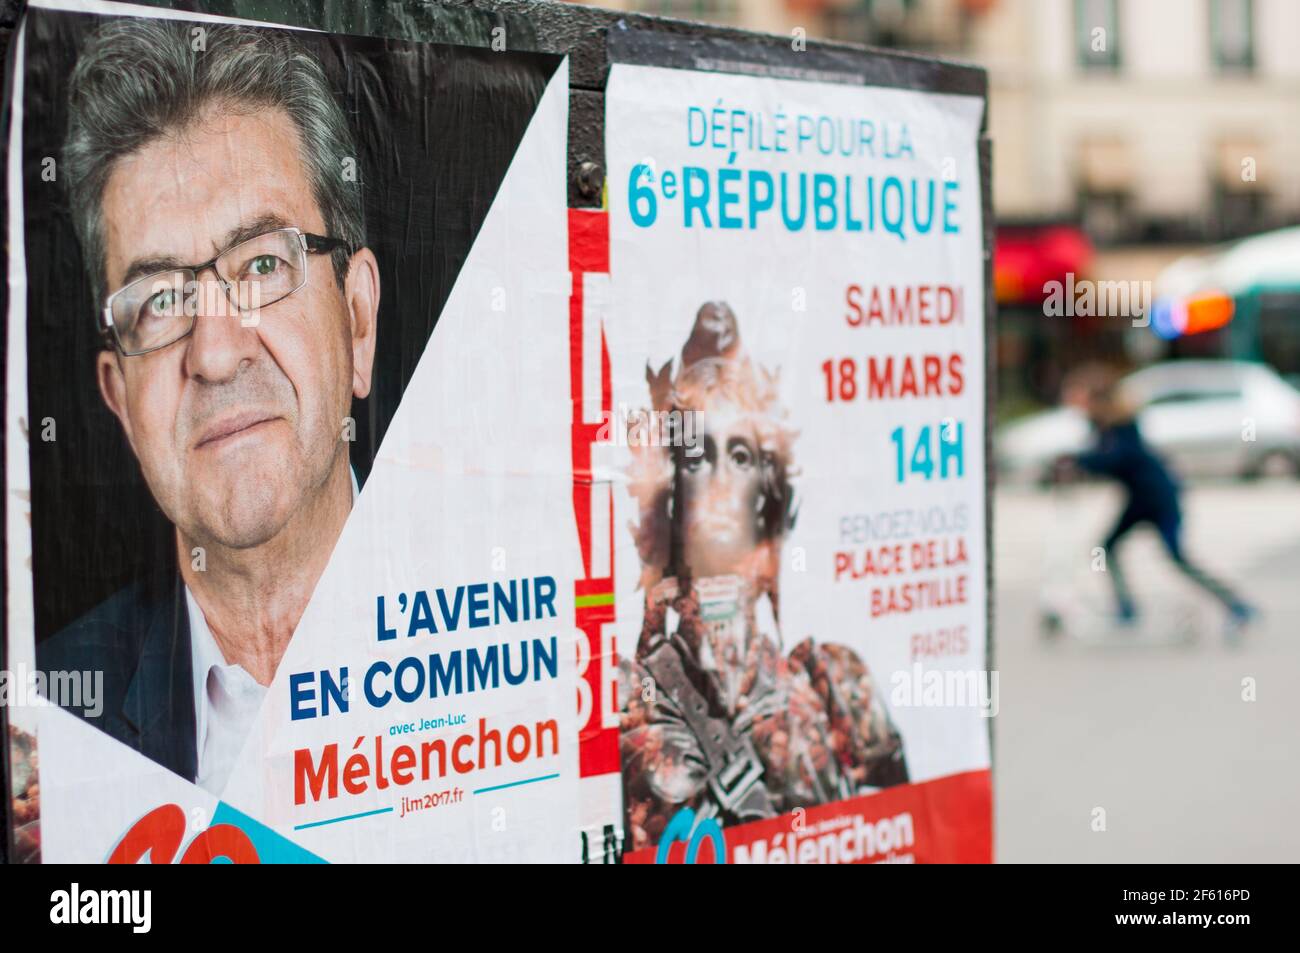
left=996, top=360, right=1300, bottom=483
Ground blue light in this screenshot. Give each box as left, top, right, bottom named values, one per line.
left=1150, top=297, right=1179, bottom=339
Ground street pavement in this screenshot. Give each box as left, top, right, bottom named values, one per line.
left=992, top=479, right=1300, bottom=862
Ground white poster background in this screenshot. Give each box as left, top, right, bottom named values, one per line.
left=605, top=64, right=989, bottom=791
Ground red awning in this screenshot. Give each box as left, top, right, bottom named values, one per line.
left=995, top=225, right=1094, bottom=305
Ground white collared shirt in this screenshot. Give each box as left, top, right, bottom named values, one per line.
left=190, top=465, right=359, bottom=794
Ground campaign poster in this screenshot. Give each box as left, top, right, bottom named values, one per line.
left=603, top=62, right=992, bottom=863
left=4, top=0, right=578, bottom=862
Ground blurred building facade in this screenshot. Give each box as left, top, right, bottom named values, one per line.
left=971, top=0, right=1300, bottom=404
left=574, top=0, right=1300, bottom=238
left=571, top=0, right=1300, bottom=403
left=975, top=0, right=1300, bottom=244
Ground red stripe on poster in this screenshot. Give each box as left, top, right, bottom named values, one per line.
left=624, top=769, right=993, bottom=864
left=569, top=209, right=619, bottom=778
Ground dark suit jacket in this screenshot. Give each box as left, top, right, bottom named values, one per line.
left=1075, top=420, right=1182, bottom=516
left=38, top=573, right=198, bottom=781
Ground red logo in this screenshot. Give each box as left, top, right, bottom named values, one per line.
left=108, top=804, right=260, bottom=864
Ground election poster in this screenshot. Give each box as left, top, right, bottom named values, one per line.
left=602, top=61, right=992, bottom=863
left=2, top=0, right=996, bottom=867
left=4, top=0, right=578, bottom=862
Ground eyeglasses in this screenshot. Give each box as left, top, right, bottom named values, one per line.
left=100, top=227, right=352, bottom=356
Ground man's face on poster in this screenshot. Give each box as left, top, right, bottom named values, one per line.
left=675, top=400, right=765, bottom=579
left=95, top=107, right=377, bottom=550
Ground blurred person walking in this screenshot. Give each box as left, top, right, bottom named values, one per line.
left=1061, top=364, right=1257, bottom=639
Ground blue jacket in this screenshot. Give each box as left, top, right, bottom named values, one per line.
left=1075, top=419, right=1181, bottom=516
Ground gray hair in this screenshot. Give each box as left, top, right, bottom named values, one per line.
left=62, top=18, right=364, bottom=300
